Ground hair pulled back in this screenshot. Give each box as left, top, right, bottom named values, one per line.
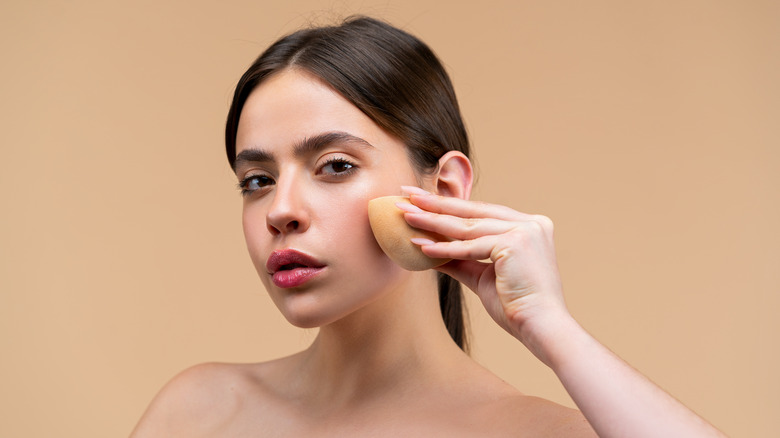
left=225, top=16, right=470, bottom=351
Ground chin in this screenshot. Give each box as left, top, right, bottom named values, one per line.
left=274, top=276, right=407, bottom=330
left=280, top=306, right=354, bottom=329
left=273, top=292, right=353, bottom=329
left=262, top=253, right=411, bottom=328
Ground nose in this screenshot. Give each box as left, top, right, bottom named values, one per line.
left=265, top=178, right=310, bottom=236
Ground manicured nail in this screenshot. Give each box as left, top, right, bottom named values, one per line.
left=401, top=186, right=432, bottom=196
left=395, top=202, right=425, bottom=213
left=410, top=237, right=436, bottom=246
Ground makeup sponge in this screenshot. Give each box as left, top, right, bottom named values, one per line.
left=368, top=195, right=451, bottom=271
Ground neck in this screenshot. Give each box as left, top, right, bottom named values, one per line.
left=286, top=270, right=469, bottom=409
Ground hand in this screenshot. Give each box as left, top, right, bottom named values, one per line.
left=399, top=188, right=728, bottom=438
left=399, top=186, right=570, bottom=357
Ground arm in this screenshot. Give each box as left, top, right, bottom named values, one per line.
left=399, top=186, right=726, bottom=438
left=528, top=312, right=723, bottom=438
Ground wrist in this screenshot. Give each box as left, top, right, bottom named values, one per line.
left=515, top=310, right=587, bottom=369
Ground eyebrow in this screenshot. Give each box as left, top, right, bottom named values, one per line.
left=233, top=131, right=375, bottom=172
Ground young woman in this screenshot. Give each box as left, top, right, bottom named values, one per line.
left=131, top=16, right=726, bottom=437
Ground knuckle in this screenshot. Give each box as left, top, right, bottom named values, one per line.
left=505, top=227, right=529, bottom=244
left=463, top=217, right=480, bottom=230
left=531, top=214, right=554, bottom=232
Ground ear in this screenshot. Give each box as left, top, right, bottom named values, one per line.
left=434, top=151, right=473, bottom=200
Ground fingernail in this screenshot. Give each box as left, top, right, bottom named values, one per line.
left=395, top=202, right=425, bottom=213
left=410, top=237, right=436, bottom=246
left=401, top=186, right=432, bottom=196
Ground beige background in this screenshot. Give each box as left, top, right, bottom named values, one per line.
left=1, top=1, right=777, bottom=436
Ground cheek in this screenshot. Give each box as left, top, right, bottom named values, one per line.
left=316, top=188, right=383, bottom=259
left=328, top=167, right=422, bottom=255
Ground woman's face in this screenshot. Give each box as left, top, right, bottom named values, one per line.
left=234, top=69, right=427, bottom=328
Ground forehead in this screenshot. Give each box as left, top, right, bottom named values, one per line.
left=235, top=69, right=399, bottom=156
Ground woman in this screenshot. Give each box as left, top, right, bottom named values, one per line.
left=131, top=16, right=725, bottom=437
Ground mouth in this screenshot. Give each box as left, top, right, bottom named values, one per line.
left=266, top=249, right=326, bottom=288
left=266, top=249, right=325, bottom=273
left=277, top=263, right=308, bottom=271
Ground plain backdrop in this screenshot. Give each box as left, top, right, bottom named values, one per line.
left=1, top=1, right=778, bottom=436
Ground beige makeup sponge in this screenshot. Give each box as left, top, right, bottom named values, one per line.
left=368, top=195, right=451, bottom=271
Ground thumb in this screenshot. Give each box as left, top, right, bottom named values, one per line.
left=434, top=259, right=491, bottom=293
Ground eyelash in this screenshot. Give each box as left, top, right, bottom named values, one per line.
left=237, top=174, right=274, bottom=197
left=320, top=156, right=358, bottom=176
left=237, top=157, right=358, bottom=197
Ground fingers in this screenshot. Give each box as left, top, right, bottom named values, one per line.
left=397, top=186, right=554, bottom=243
left=401, top=186, right=529, bottom=221
left=398, top=203, right=517, bottom=241
left=418, top=234, right=501, bottom=261
left=434, top=259, right=494, bottom=293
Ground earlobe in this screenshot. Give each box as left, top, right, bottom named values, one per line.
left=435, top=151, right=473, bottom=200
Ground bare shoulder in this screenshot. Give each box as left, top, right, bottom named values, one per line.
left=453, top=364, right=596, bottom=437
left=500, top=394, right=596, bottom=437
left=129, top=362, right=270, bottom=437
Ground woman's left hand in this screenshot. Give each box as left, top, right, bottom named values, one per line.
left=399, top=187, right=730, bottom=438
left=399, top=186, right=570, bottom=361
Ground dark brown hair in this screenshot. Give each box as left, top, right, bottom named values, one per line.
left=225, top=16, right=470, bottom=351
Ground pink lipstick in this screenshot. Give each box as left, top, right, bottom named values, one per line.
left=266, top=249, right=326, bottom=288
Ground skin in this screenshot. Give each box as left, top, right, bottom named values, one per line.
left=403, top=190, right=726, bottom=438
left=131, top=68, right=724, bottom=437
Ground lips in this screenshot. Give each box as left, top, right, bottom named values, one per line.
left=266, top=249, right=326, bottom=288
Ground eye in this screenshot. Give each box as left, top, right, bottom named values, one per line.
left=320, top=157, right=357, bottom=176
left=238, top=174, right=275, bottom=196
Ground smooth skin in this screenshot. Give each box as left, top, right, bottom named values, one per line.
left=130, top=68, right=723, bottom=437
left=401, top=187, right=727, bottom=438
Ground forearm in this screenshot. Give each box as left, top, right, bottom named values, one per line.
left=402, top=192, right=725, bottom=436
left=524, top=314, right=726, bottom=438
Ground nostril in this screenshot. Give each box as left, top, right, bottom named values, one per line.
left=266, top=205, right=307, bottom=234
left=266, top=219, right=301, bottom=235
